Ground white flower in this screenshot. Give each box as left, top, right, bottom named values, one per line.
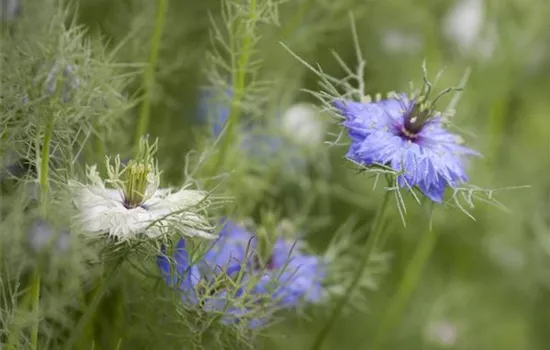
left=381, top=29, right=424, bottom=55
left=443, top=0, right=498, bottom=60
left=425, top=320, right=459, bottom=347
left=70, top=165, right=214, bottom=241
left=486, top=236, right=525, bottom=271
left=281, top=103, right=326, bottom=147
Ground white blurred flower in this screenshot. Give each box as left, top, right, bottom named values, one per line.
left=443, top=0, right=498, bottom=60
left=425, top=320, right=459, bottom=347
left=0, top=0, right=21, bottom=22
left=487, top=237, right=525, bottom=271
left=70, top=138, right=214, bottom=242
left=381, top=29, right=424, bottom=54
left=282, top=103, right=325, bottom=147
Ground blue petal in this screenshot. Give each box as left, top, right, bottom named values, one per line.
left=198, top=87, right=232, bottom=137
left=174, top=239, right=190, bottom=277
left=333, top=100, right=392, bottom=138
left=157, top=245, right=174, bottom=286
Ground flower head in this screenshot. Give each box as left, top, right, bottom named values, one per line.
left=197, top=86, right=323, bottom=175
left=334, top=89, right=480, bottom=203
left=281, top=103, right=326, bottom=148
left=157, top=219, right=326, bottom=327
left=425, top=320, right=459, bottom=347
left=0, top=0, right=21, bottom=22
left=254, top=236, right=326, bottom=307
left=443, top=0, right=497, bottom=60
left=157, top=238, right=266, bottom=328
left=34, top=60, right=80, bottom=103
left=28, top=218, right=69, bottom=252
left=70, top=138, right=214, bottom=241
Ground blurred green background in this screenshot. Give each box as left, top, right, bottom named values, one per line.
left=2, top=0, right=550, bottom=349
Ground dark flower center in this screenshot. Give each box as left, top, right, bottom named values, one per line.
left=252, top=253, right=275, bottom=270
left=400, top=97, right=433, bottom=139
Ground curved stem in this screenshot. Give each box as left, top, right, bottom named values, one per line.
left=309, top=190, right=391, bottom=350
left=373, top=221, right=439, bottom=348
left=134, top=0, right=169, bottom=154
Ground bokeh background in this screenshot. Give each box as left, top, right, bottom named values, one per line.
left=1, top=0, right=549, bottom=349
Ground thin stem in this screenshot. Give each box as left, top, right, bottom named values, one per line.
left=134, top=0, right=169, bottom=155
left=29, top=271, right=41, bottom=350
left=280, top=0, right=314, bottom=39
left=373, top=222, right=439, bottom=348
left=309, top=190, right=391, bottom=350
left=63, top=258, right=124, bottom=350
left=6, top=120, right=54, bottom=349
left=214, top=0, right=257, bottom=173
left=40, top=120, right=54, bottom=209
left=28, top=120, right=55, bottom=349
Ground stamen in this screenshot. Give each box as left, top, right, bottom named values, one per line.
left=400, top=126, right=419, bottom=140
left=120, top=136, right=159, bottom=209
left=122, top=162, right=151, bottom=208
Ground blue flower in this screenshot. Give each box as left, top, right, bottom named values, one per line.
left=197, top=86, right=232, bottom=137
left=28, top=218, right=70, bottom=252
left=0, top=0, right=21, bottom=22
left=333, top=93, right=480, bottom=202
left=157, top=238, right=263, bottom=328
left=157, top=219, right=326, bottom=326
left=196, top=87, right=316, bottom=175
left=254, top=238, right=326, bottom=308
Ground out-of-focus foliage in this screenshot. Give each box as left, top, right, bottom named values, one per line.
left=1, top=0, right=548, bottom=349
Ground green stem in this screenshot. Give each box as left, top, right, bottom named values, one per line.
left=309, top=190, right=391, bottom=350
left=29, top=271, right=41, bottom=350
left=134, top=0, right=169, bottom=155
left=63, top=259, right=124, bottom=350
left=373, top=224, right=439, bottom=348
left=280, top=0, right=314, bottom=39
left=5, top=121, right=53, bottom=349
left=28, top=120, right=55, bottom=349
left=40, top=120, right=54, bottom=209
left=213, top=0, right=257, bottom=173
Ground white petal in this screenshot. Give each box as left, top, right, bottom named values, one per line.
left=147, top=189, right=207, bottom=212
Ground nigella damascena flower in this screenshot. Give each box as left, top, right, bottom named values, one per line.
left=253, top=236, right=326, bottom=308
left=70, top=138, right=214, bottom=241
left=157, top=237, right=267, bottom=328
left=0, top=0, right=21, bottom=22
left=425, top=320, right=459, bottom=347
left=333, top=91, right=481, bottom=203
left=443, top=0, right=497, bottom=60
left=33, top=59, right=80, bottom=103
left=381, top=29, right=424, bottom=55
left=209, top=219, right=325, bottom=307
left=157, top=219, right=326, bottom=327
left=0, top=152, right=33, bottom=181
left=281, top=103, right=326, bottom=149
left=28, top=218, right=69, bottom=252
left=198, top=86, right=325, bottom=158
